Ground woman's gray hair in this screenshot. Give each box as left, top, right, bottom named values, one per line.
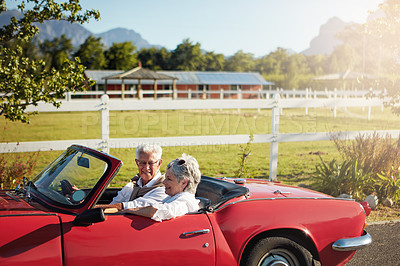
left=167, top=154, right=201, bottom=194
left=135, top=143, right=162, bottom=160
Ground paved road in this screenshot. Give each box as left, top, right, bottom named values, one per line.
left=346, top=220, right=400, bottom=266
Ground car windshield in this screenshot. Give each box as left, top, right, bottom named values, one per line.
left=30, top=148, right=109, bottom=206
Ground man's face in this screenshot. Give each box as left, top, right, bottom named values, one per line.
left=135, top=152, right=162, bottom=185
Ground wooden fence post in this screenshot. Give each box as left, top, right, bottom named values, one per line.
left=101, top=94, right=110, bottom=154
left=269, top=93, right=280, bottom=181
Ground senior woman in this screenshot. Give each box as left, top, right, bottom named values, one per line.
left=120, top=154, right=201, bottom=221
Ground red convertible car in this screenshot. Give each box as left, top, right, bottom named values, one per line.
left=0, top=145, right=371, bottom=266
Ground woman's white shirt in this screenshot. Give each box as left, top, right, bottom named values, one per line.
left=151, top=192, right=200, bottom=222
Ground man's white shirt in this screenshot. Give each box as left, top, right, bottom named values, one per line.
left=110, top=171, right=168, bottom=209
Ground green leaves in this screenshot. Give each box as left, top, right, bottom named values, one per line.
left=105, top=41, right=138, bottom=70
left=377, top=171, right=400, bottom=204
left=313, top=132, right=400, bottom=204
left=234, top=134, right=254, bottom=179
left=311, top=157, right=373, bottom=200
left=74, top=36, right=106, bottom=70
left=0, top=0, right=99, bottom=123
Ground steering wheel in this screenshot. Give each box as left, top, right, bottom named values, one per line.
left=60, top=179, right=74, bottom=196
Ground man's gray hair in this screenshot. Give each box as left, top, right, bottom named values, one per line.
left=167, top=154, right=201, bottom=194
left=135, top=143, right=162, bottom=160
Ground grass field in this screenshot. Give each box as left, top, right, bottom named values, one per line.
left=1, top=106, right=399, bottom=187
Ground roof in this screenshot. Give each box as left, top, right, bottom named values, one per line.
left=85, top=70, right=273, bottom=86
left=103, top=66, right=177, bottom=80
left=159, top=71, right=273, bottom=85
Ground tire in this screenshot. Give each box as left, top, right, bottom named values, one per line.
left=242, top=236, right=313, bottom=266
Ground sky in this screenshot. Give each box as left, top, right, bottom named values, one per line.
left=6, top=0, right=384, bottom=56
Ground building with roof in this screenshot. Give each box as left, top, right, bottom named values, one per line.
left=84, top=69, right=274, bottom=99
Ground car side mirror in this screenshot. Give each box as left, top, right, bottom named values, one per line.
left=73, top=208, right=105, bottom=226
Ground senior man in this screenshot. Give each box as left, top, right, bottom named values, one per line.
left=97, top=143, right=167, bottom=211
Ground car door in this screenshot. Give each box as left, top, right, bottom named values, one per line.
left=0, top=214, right=63, bottom=266
left=62, top=212, right=215, bottom=266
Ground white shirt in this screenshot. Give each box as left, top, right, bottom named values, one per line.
left=151, top=192, right=200, bottom=222
left=110, top=172, right=167, bottom=208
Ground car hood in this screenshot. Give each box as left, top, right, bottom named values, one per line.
left=242, top=179, right=332, bottom=199
left=0, top=190, right=46, bottom=215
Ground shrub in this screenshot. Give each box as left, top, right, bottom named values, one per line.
left=234, top=134, right=254, bottom=179
left=376, top=171, right=400, bottom=204
left=320, top=132, right=400, bottom=204
left=0, top=125, right=40, bottom=189
left=332, top=132, right=400, bottom=178
left=311, top=157, right=373, bottom=201
left=0, top=152, right=40, bottom=189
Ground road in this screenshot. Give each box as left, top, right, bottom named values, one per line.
left=346, top=220, right=400, bottom=266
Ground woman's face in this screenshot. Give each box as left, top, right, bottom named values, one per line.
left=163, top=168, right=188, bottom=196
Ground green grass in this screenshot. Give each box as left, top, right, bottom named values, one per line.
left=1, top=106, right=399, bottom=187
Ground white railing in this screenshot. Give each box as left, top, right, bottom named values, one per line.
left=1, top=93, right=397, bottom=181
left=62, top=88, right=378, bottom=101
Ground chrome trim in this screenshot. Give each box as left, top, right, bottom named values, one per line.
left=182, top=229, right=210, bottom=236
left=234, top=178, right=246, bottom=184
left=332, top=231, right=372, bottom=251
left=6, top=192, right=20, bottom=202
left=212, top=197, right=355, bottom=212
left=273, top=190, right=292, bottom=195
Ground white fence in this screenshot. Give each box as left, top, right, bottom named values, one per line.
left=62, top=87, right=381, bottom=101
left=1, top=92, right=398, bottom=181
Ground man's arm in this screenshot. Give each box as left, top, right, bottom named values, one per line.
left=110, top=182, right=134, bottom=204
left=122, top=187, right=167, bottom=209
left=95, top=203, right=123, bottom=211
left=120, top=206, right=157, bottom=218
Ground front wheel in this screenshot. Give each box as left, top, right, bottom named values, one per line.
left=242, top=236, right=313, bottom=266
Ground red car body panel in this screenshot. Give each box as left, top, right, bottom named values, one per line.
left=209, top=198, right=364, bottom=266
left=0, top=212, right=63, bottom=265
left=59, top=213, right=217, bottom=266
left=0, top=145, right=370, bottom=265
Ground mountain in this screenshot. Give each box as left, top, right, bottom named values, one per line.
left=0, top=9, right=23, bottom=23
left=1, top=10, right=356, bottom=56
left=36, top=20, right=92, bottom=47
left=301, top=17, right=354, bottom=56
left=0, top=10, right=158, bottom=50
left=96, top=27, right=157, bottom=49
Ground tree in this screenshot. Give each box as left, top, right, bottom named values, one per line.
left=256, top=48, right=290, bottom=88
left=137, top=47, right=171, bottom=70
left=305, top=54, right=326, bottom=76
left=170, top=39, right=204, bottom=70
left=283, top=53, right=310, bottom=89
left=39, top=34, right=73, bottom=70
left=0, top=0, right=99, bottom=123
left=105, top=41, right=138, bottom=70
left=364, top=0, right=400, bottom=114
left=75, top=35, right=106, bottom=70
left=224, top=50, right=255, bottom=72
left=330, top=44, right=359, bottom=72
left=202, top=51, right=225, bottom=71
left=154, top=47, right=172, bottom=70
